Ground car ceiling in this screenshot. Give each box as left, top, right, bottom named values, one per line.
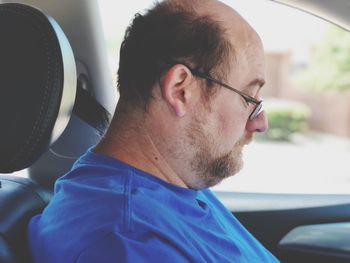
left=271, top=0, right=350, bottom=30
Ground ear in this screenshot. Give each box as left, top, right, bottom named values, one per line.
left=161, top=64, right=195, bottom=117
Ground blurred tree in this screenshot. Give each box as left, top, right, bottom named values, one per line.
left=296, top=26, right=350, bottom=92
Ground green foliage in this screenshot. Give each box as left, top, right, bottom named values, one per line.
left=259, top=100, right=311, bottom=141
left=296, top=26, right=350, bottom=92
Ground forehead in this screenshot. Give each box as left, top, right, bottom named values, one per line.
left=224, top=26, right=266, bottom=89
left=240, top=38, right=265, bottom=74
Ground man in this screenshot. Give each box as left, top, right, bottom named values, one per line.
left=29, top=0, right=278, bottom=262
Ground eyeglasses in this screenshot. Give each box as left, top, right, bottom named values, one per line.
left=184, top=65, right=263, bottom=120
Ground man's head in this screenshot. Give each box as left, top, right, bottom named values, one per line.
left=117, top=0, right=233, bottom=110
left=112, top=0, right=268, bottom=189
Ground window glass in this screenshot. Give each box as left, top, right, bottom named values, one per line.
left=101, top=0, right=350, bottom=195
left=99, top=0, right=155, bottom=73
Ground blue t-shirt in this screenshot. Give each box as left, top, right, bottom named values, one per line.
left=28, top=149, right=279, bottom=263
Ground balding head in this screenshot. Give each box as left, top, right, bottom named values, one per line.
left=117, top=0, right=243, bottom=111
left=160, top=0, right=263, bottom=65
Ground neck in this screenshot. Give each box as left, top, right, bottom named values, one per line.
left=94, top=109, right=188, bottom=188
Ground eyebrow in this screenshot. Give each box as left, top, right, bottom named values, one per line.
left=248, top=78, right=265, bottom=89
left=244, top=78, right=265, bottom=95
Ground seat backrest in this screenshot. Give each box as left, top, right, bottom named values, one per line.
left=0, top=3, right=76, bottom=262
left=0, top=3, right=112, bottom=262
left=0, top=176, right=52, bottom=263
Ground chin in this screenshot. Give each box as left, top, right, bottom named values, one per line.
left=228, top=150, right=244, bottom=175
left=199, top=147, right=244, bottom=188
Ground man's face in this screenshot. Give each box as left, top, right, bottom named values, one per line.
left=185, top=35, right=267, bottom=189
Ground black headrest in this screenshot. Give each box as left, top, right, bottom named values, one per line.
left=0, top=3, right=77, bottom=173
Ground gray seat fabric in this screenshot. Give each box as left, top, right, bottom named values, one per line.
left=0, top=176, right=52, bottom=263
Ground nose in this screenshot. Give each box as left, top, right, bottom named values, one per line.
left=245, top=110, right=268, bottom=133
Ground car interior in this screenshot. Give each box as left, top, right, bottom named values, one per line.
left=0, top=0, right=350, bottom=262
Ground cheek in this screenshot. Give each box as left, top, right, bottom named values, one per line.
left=216, top=107, right=245, bottom=141
left=207, top=93, right=248, bottom=145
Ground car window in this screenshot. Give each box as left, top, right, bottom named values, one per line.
left=99, top=0, right=155, bottom=73
left=99, top=0, right=350, bottom=195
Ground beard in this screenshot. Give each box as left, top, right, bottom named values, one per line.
left=186, top=117, right=252, bottom=189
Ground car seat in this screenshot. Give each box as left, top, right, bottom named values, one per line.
left=0, top=3, right=111, bottom=262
